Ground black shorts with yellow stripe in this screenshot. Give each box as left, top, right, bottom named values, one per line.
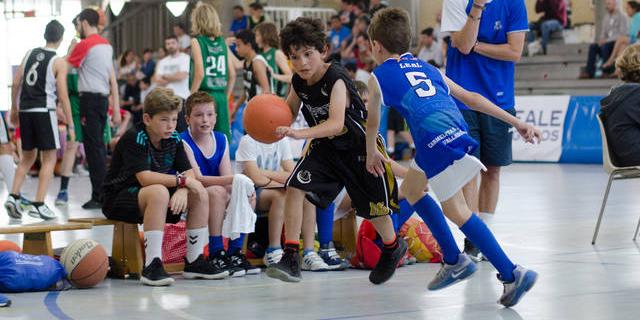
left=286, top=136, right=398, bottom=220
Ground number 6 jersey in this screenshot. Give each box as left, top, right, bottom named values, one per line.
left=19, top=47, right=58, bottom=111
left=372, top=52, right=478, bottom=178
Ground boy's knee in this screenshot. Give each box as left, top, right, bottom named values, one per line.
left=481, top=166, right=501, bottom=181
left=141, top=184, right=170, bottom=202
left=207, top=185, right=229, bottom=202
left=189, top=181, right=208, bottom=202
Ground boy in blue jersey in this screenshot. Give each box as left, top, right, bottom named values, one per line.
left=266, top=17, right=406, bottom=284
left=181, top=91, right=260, bottom=277
left=366, top=8, right=540, bottom=307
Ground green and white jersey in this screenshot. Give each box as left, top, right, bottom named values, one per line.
left=191, top=35, right=229, bottom=92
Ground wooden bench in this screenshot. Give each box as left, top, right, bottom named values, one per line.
left=68, top=218, right=144, bottom=279
left=0, top=222, right=93, bottom=256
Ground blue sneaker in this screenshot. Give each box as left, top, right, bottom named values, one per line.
left=319, top=241, right=349, bottom=271
left=55, top=190, right=68, bottom=206
left=427, top=253, right=477, bottom=291
left=498, top=265, right=538, bottom=307
left=0, top=293, right=11, bottom=307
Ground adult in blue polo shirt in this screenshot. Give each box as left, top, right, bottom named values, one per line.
left=441, top=0, right=528, bottom=261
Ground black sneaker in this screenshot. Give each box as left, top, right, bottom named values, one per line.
left=81, top=199, right=102, bottom=210
left=140, top=257, right=174, bottom=286
left=211, top=250, right=244, bottom=277
left=183, top=254, right=229, bottom=280
left=266, top=249, right=302, bottom=283
left=229, top=251, right=261, bottom=275
left=369, top=237, right=407, bottom=285
left=464, top=239, right=485, bottom=262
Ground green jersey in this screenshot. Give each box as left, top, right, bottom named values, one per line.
left=191, top=35, right=229, bottom=92
left=261, top=47, right=288, bottom=97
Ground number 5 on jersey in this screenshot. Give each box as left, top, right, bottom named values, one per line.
left=405, top=71, right=436, bottom=98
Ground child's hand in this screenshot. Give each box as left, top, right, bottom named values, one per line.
left=276, top=126, right=301, bottom=139
left=169, top=189, right=188, bottom=215
left=366, top=148, right=390, bottom=178
left=516, top=121, right=541, bottom=144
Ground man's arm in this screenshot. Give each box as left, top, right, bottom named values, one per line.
left=110, top=69, right=122, bottom=126
left=162, top=71, right=189, bottom=82
left=473, top=32, right=526, bottom=62
left=448, top=0, right=488, bottom=54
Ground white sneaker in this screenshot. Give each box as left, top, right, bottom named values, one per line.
left=527, top=40, right=542, bottom=57
left=263, top=249, right=283, bottom=267
left=301, top=251, right=329, bottom=272
left=29, top=203, right=56, bottom=220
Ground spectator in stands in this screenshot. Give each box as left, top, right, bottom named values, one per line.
left=527, top=0, right=567, bottom=55
left=341, top=32, right=373, bottom=72
left=353, top=1, right=367, bottom=18
left=369, top=0, right=388, bottom=17
left=340, top=15, right=370, bottom=62
left=152, top=35, right=190, bottom=132
left=139, top=48, right=156, bottom=79
left=174, top=23, right=191, bottom=52
left=581, top=0, right=628, bottom=79
left=442, top=0, right=528, bottom=261
left=229, top=5, right=249, bottom=36
left=600, top=44, right=640, bottom=167
left=117, top=50, right=138, bottom=81
left=601, top=1, right=640, bottom=74
left=249, top=2, right=266, bottom=30
left=416, top=27, right=443, bottom=67
left=328, top=15, right=351, bottom=62
left=339, top=0, right=356, bottom=29
left=156, top=47, right=166, bottom=60
left=122, top=74, right=142, bottom=125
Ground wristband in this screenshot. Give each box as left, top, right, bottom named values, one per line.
left=179, top=175, right=187, bottom=188
left=472, top=2, right=486, bottom=11
left=175, top=172, right=181, bottom=187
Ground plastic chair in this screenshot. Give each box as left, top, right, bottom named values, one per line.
left=591, top=114, right=640, bottom=244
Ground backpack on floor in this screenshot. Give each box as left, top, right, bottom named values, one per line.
left=398, top=218, right=442, bottom=263
left=350, top=220, right=407, bottom=269
left=0, top=251, right=67, bottom=292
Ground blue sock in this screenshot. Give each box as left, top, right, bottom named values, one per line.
left=316, top=203, right=335, bottom=247
left=460, top=214, right=516, bottom=282
left=413, top=194, right=460, bottom=265
left=396, top=199, right=414, bottom=232
left=391, top=213, right=399, bottom=231
left=228, top=234, right=245, bottom=254
left=209, top=235, right=224, bottom=256
left=303, top=248, right=314, bottom=256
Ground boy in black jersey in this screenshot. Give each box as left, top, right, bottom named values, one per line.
left=6, top=20, right=74, bottom=220
left=103, top=88, right=228, bottom=286
left=234, top=29, right=271, bottom=112
left=265, top=17, right=406, bottom=284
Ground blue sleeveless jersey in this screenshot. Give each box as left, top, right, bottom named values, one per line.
left=372, top=53, right=478, bottom=178
left=181, top=130, right=227, bottom=176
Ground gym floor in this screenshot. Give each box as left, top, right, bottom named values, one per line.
left=1, top=163, right=639, bottom=320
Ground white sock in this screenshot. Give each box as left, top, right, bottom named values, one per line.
left=478, top=212, right=495, bottom=226
left=144, top=230, right=163, bottom=266
left=0, top=155, right=15, bottom=192
left=186, top=227, right=208, bottom=263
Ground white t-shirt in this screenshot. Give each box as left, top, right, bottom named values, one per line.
left=235, top=135, right=293, bottom=174
left=178, top=34, right=191, bottom=50
left=155, top=53, right=190, bottom=99
left=441, top=0, right=494, bottom=33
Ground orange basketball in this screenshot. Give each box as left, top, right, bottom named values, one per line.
left=60, top=239, right=109, bottom=289
left=243, top=94, right=293, bottom=144
left=0, top=240, right=21, bottom=253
